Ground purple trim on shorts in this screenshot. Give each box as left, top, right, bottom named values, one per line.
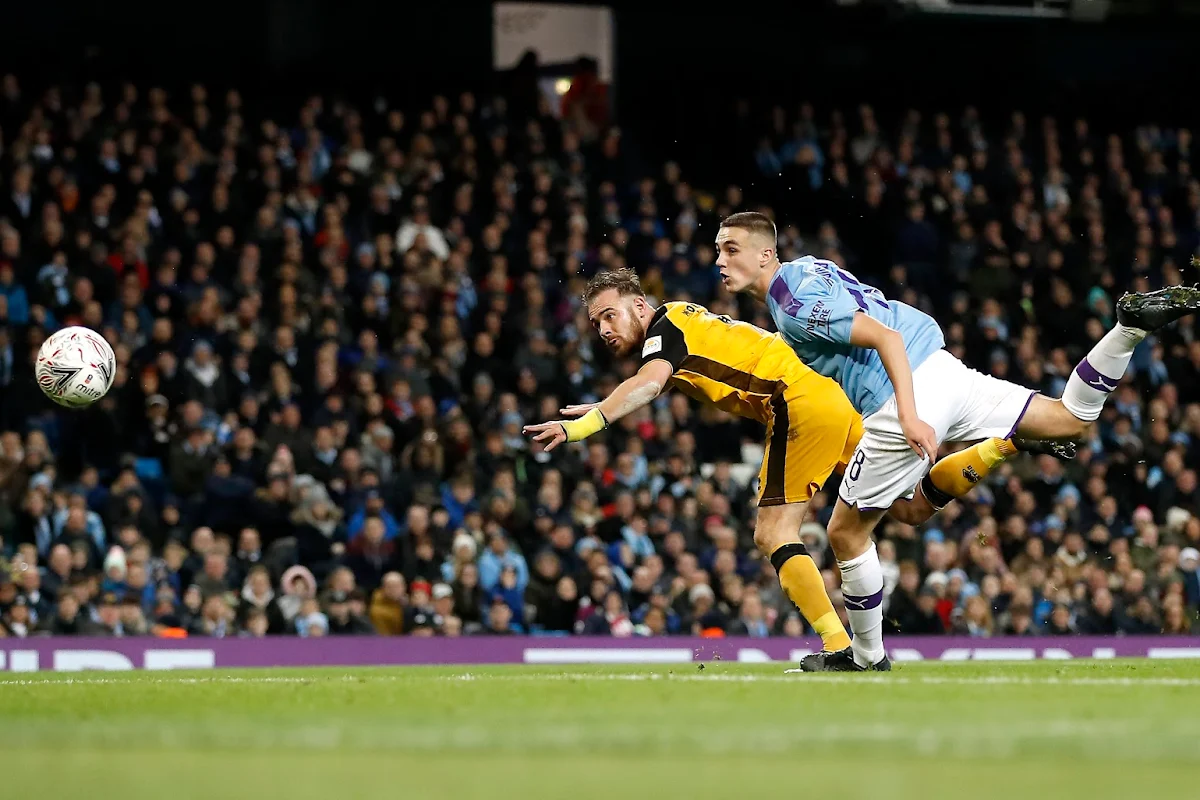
left=1073, top=357, right=1121, bottom=394
left=843, top=589, right=884, bottom=611
left=836, top=491, right=888, bottom=513
left=1005, top=390, right=1037, bottom=440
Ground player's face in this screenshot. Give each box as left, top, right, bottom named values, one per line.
left=588, top=289, right=647, bottom=357
left=715, top=227, right=771, bottom=292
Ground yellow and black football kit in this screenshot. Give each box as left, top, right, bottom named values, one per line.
left=639, top=302, right=862, bottom=506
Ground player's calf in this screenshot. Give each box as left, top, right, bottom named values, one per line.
left=824, top=502, right=889, bottom=669
left=754, top=503, right=851, bottom=653
left=1013, top=395, right=1093, bottom=443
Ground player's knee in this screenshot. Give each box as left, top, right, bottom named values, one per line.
left=825, top=524, right=869, bottom=561
left=752, top=526, right=775, bottom=556
left=753, top=521, right=794, bottom=558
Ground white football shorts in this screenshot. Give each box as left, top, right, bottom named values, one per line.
left=838, top=349, right=1036, bottom=511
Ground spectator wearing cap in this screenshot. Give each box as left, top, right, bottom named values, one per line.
left=101, top=546, right=128, bottom=597
left=407, top=609, right=436, bottom=638
left=290, top=495, right=345, bottom=580
left=430, top=582, right=456, bottom=631
left=3, top=594, right=32, bottom=637
left=1179, top=547, right=1200, bottom=608
left=441, top=532, right=479, bottom=583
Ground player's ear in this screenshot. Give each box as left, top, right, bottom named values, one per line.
left=760, top=246, right=775, bottom=267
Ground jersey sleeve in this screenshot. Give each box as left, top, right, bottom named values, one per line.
left=771, top=265, right=860, bottom=346
left=639, top=312, right=688, bottom=373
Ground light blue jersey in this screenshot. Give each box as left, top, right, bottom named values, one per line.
left=766, top=256, right=945, bottom=417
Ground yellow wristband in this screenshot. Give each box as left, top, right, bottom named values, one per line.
left=561, top=408, right=608, bottom=442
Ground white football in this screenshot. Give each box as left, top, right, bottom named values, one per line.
left=35, top=326, right=117, bottom=408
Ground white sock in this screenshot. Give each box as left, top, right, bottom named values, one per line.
left=838, top=542, right=885, bottom=667
left=1062, top=324, right=1147, bottom=422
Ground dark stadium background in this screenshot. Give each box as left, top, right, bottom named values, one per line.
left=3, top=1, right=1198, bottom=175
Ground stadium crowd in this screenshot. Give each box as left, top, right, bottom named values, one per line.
left=0, top=69, right=1199, bottom=641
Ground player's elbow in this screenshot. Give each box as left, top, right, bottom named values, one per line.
left=879, top=326, right=904, bottom=351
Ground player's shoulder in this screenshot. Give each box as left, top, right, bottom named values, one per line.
left=773, top=257, right=840, bottom=306
left=658, top=301, right=709, bottom=325
left=642, top=303, right=690, bottom=363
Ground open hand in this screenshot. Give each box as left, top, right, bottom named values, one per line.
left=522, top=420, right=568, bottom=452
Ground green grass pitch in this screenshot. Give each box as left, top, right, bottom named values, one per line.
left=2, top=660, right=1198, bottom=799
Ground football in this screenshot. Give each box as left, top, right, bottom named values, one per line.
left=35, top=326, right=117, bottom=409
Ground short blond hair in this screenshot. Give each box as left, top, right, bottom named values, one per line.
left=581, top=268, right=645, bottom=306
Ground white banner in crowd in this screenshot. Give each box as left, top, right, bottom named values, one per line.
left=493, top=3, right=614, bottom=81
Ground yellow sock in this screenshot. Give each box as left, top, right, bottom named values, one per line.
left=771, top=543, right=852, bottom=652
left=925, top=437, right=1018, bottom=502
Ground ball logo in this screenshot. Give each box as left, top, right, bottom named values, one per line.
left=46, top=365, right=81, bottom=395
left=35, top=326, right=115, bottom=409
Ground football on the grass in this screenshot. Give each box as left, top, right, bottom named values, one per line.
left=35, top=326, right=117, bottom=408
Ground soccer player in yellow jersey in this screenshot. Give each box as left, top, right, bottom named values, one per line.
left=524, top=269, right=1070, bottom=655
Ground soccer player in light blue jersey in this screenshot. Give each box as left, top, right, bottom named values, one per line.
left=717, top=211, right=1200, bottom=671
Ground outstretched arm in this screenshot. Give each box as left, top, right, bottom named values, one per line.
left=524, top=360, right=674, bottom=451
left=849, top=313, right=938, bottom=461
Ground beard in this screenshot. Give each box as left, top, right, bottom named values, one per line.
left=605, top=334, right=642, bottom=357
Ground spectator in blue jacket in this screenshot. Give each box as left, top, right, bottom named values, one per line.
left=346, top=489, right=400, bottom=542
left=478, top=530, right=529, bottom=594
